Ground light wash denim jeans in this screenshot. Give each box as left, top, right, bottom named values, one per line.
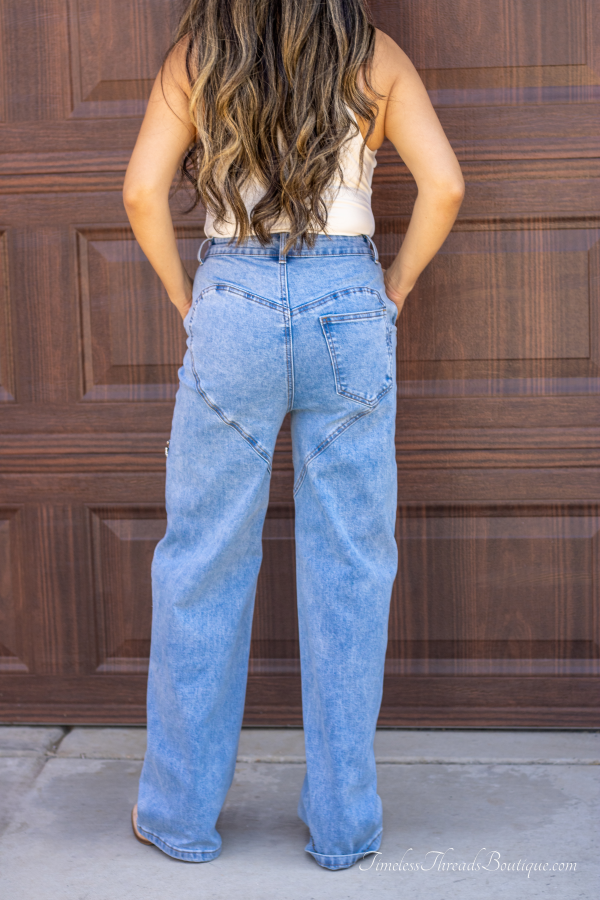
left=136, top=232, right=398, bottom=869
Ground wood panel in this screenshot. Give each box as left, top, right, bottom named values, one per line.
left=377, top=0, right=600, bottom=158
left=250, top=506, right=300, bottom=675
left=1, top=0, right=72, bottom=123
left=77, top=229, right=198, bottom=400
left=388, top=506, right=600, bottom=676
left=382, top=0, right=590, bottom=71
left=390, top=227, right=600, bottom=395
left=8, top=225, right=80, bottom=404
left=86, top=502, right=301, bottom=678
left=0, top=0, right=598, bottom=725
left=0, top=510, right=26, bottom=673
left=68, top=0, right=174, bottom=118
left=0, top=230, right=15, bottom=401
left=13, top=505, right=95, bottom=676
left=89, top=507, right=163, bottom=673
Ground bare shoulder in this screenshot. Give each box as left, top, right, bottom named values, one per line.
left=359, top=29, right=420, bottom=147
left=371, top=28, right=419, bottom=97
left=162, top=34, right=195, bottom=99
left=370, top=28, right=463, bottom=191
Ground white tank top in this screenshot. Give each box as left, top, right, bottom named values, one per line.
left=203, top=107, right=377, bottom=239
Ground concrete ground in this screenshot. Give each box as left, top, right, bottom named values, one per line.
left=0, top=727, right=598, bottom=899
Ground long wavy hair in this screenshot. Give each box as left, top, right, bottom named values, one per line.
left=164, top=0, right=382, bottom=253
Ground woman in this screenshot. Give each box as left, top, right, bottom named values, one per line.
left=123, top=0, right=464, bottom=870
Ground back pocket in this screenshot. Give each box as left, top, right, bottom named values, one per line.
left=320, top=308, right=393, bottom=407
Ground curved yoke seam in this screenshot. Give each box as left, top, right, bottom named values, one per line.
left=188, top=314, right=273, bottom=472
left=293, top=288, right=392, bottom=494
left=293, top=407, right=372, bottom=497
left=197, top=282, right=282, bottom=311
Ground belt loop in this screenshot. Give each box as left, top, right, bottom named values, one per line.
left=279, top=232, right=287, bottom=264
left=365, top=234, right=379, bottom=263
left=197, top=237, right=212, bottom=265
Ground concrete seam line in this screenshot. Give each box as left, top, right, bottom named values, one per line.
left=238, top=756, right=600, bottom=766
left=235, top=756, right=600, bottom=766
left=37, top=756, right=600, bottom=765
left=5, top=753, right=595, bottom=764
left=375, top=758, right=600, bottom=765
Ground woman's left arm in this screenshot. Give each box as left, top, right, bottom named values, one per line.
left=123, top=40, right=197, bottom=320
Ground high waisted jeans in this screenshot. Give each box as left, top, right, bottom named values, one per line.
left=136, top=232, right=398, bottom=869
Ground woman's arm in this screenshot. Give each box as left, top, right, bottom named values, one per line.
left=123, top=40, right=196, bottom=320
left=374, top=31, right=465, bottom=314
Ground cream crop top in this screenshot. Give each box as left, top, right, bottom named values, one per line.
left=203, top=107, right=377, bottom=239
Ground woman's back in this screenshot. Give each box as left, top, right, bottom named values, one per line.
left=161, top=0, right=386, bottom=252
left=203, top=106, right=378, bottom=239
left=124, top=1, right=464, bottom=318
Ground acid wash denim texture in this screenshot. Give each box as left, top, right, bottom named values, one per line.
left=136, top=232, right=399, bottom=870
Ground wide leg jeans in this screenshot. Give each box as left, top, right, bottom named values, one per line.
left=136, top=232, right=399, bottom=869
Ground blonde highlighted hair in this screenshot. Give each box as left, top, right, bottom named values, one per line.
left=164, top=0, right=382, bottom=253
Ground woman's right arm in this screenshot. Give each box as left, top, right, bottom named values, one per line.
left=374, top=31, right=465, bottom=315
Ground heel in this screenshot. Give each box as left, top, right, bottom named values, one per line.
left=131, top=803, right=153, bottom=845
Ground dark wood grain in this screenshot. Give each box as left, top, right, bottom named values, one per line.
left=0, top=510, right=25, bottom=674
left=0, top=0, right=598, bottom=725
left=13, top=505, right=95, bottom=675
left=9, top=226, right=80, bottom=404
left=1, top=674, right=599, bottom=727
left=1, top=0, right=72, bottom=122
left=0, top=231, right=15, bottom=402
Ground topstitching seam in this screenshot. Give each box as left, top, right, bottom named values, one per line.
left=195, top=282, right=282, bottom=311
left=188, top=323, right=273, bottom=472
left=293, top=407, right=372, bottom=497
left=207, top=250, right=372, bottom=260
left=293, top=286, right=384, bottom=315
left=320, top=310, right=392, bottom=407
left=280, top=237, right=295, bottom=412
left=136, top=824, right=220, bottom=858
left=307, top=827, right=383, bottom=865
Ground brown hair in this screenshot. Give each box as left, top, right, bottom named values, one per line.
left=165, top=0, right=382, bottom=253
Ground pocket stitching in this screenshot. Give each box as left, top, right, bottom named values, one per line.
left=320, top=308, right=393, bottom=408
left=295, top=286, right=383, bottom=315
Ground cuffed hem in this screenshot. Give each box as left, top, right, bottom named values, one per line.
left=136, top=825, right=221, bottom=862
left=304, top=828, right=382, bottom=870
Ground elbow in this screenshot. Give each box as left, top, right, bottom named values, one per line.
left=448, top=178, right=465, bottom=206
left=440, top=176, right=465, bottom=207
left=421, top=177, right=465, bottom=209
left=122, top=184, right=143, bottom=212
left=122, top=181, right=163, bottom=212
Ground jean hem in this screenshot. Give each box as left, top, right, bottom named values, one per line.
left=304, top=828, right=383, bottom=870
left=136, top=825, right=222, bottom=862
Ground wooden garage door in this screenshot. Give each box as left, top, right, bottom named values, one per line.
left=0, top=0, right=598, bottom=724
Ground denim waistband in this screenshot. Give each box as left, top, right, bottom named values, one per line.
left=198, top=232, right=379, bottom=263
